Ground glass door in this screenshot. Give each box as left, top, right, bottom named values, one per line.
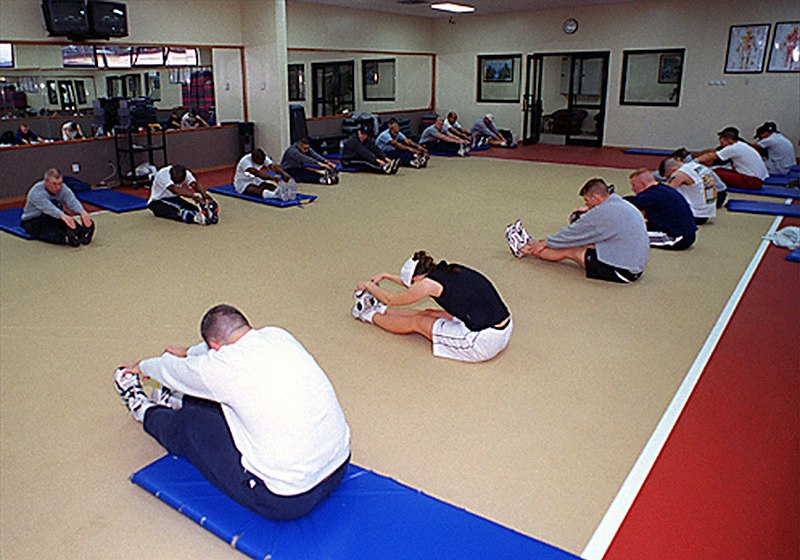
left=522, top=52, right=609, bottom=147
left=311, top=61, right=355, bottom=117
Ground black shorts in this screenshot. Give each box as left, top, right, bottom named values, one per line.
left=584, top=248, right=642, bottom=284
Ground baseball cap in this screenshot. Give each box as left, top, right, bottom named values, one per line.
left=754, top=122, right=777, bottom=137
left=717, top=126, right=740, bottom=140
left=485, top=113, right=495, bottom=122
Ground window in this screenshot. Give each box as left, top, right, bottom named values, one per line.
left=288, top=63, right=305, bottom=101
left=362, top=58, right=395, bottom=101
left=620, top=49, right=685, bottom=106
left=62, top=45, right=95, bottom=67
left=477, top=54, right=521, bottom=103
left=0, top=43, right=15, bottom=68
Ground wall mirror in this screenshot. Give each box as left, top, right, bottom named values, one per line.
left=0, top=41, right=245, bottom=133
left=288, top=48, right=433, bottom=118
left=620, top=49, right=685, bottom=106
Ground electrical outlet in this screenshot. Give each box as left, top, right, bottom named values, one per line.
left=71, top=162, right=80, bottom=173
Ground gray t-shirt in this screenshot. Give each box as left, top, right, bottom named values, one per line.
left=758, top=132, right=796, bottom=176
left=21, top=180, right=85, bottom=221
left=546, top=194, right=650, bottom=273
left=419, top=125, right=444, bottom=144
left=470, top=119, right=499, bottom=138
left=280, top=144, right=326, bottom=169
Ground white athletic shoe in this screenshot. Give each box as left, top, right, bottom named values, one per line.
left=505, top=219, right=532, bottom=258
left=275, top=181, right=296, bottom=202
left=113, top=367, right=154, bottom=423
left=381, top=161, right=393, bottom=174
left=457, top=144, right=466, bottom=157
left=151, top=384, right=183, bottom=410
left=193, top=211, right=207, bottom=225
left=410, top=154, right=422, bottom=169
left=352, top=290, right=386, bottom=323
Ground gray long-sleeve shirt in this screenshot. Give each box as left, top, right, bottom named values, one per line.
left=546, top=193, right=650, bottom=273
left=280, top=143, right=327, bottom=169
left=21, top=181, right=85, bottom=221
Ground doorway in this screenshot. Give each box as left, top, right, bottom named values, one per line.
left=311, top=61, right=355, bottom=117
left=522, top=51, right=609, bottom=147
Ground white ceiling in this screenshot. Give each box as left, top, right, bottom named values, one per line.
left=291, top=0, right=635, bottom=18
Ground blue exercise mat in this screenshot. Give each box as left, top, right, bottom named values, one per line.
left=132, top=454, right=579, bottom=560
left=75, top=189, right=148, bottom=213
left=762, top=171, right=800, bottom=186
left=725, top=185, right=800, bottom=199
left=208, top=184, right=317, bottom=207
left=725, top=199, right=800, bottom=217
left=0, top=208, right=33, bottom=239
left=786, top=249, right=800, bottom=263
left=623, top=148, right=673, bottom=156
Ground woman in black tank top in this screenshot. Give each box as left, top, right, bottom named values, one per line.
left=352, top=251, right=512, bottom=362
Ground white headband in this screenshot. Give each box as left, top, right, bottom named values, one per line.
left=400, top=257, right=418, bottom=287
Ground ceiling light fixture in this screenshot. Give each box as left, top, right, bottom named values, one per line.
left=431, top=2, right=475, bottom=14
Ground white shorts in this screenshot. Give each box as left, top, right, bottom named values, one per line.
left=431, top=316, right=513, bottom=363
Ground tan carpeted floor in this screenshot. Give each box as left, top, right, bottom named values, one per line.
left=0, top=156, right=776, bottom=558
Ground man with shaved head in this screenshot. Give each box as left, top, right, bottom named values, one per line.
left=113, top=304, right=351, bottom=520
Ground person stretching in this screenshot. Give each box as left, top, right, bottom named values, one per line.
left=352, top=251, right=512, bottom=363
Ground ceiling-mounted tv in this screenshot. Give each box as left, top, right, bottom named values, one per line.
left=87, top=1, right=128, bottom=38
left=41, top=0, right=90, bottom=36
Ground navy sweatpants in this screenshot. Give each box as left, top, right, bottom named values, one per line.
left=143, top=396, right=349, bottom=520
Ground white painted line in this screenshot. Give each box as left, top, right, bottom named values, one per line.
left=581, top=214, right=784, bottom=560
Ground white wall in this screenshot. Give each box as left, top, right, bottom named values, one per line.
left=213, top=48, right=245, bottom=123
left=435, top=0, right=800, bottom=149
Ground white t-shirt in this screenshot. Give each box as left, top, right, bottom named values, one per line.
left=758, top=133, right=796, bottom=176
left=148, top=165, right=197, bottom=204
left=442, top=119, right=462, bottom=133
left=716, top=141, right=768, bottom=180
left=234, top=153, right=274, bottom=193
left=140, top=327, right=351, bottom=496
left=676, top=162, right=717, bottom=219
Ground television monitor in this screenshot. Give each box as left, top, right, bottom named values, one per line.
left=62, top=45, right=96, bottom=67
left=0, top=43, right=13, bottom=68
left=41, top=0, right=90, bottom=36
left=87, top=1, right=128, bottom=38
left=96, top=45, right=132, bottom=68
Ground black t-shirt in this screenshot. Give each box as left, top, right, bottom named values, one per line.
left=427, top=262, right=509, bottom=331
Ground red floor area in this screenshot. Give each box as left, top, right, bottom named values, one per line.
left=605, top=217, right=800, bottom=560
left=472, top=144, right=664, bottom=170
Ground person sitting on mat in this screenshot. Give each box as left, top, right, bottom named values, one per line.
left=505, top=178, right=649, bottom=283
left=113, top=303, right=351, bottom=520
left=20, top=167, right=94, bottom=246
left=165, top=111, right=182, bottom=130
left=752, top=121, right=796, bottom=177
left=442, top=111, right=476, bottom=145
left=694, top=127, right=768, bottom=190
left=659, top=157, right=720, bottom=225
left=341, top=126, right=398, bottom=174
left=60, top=121, right=85, bottom=141
left=352, top=251, right=512, bottom=363
left=148, top=164, right=219, bottom=225
left=470, top=114, right=515, bottom=148
left=624, top=169, right=697, bottom=250
left=14, top=122, right=44, bottom=145
left=419, top=117, right=470, bottom=156
left=234, top=148, right=296, bottom=200
left=181, top=108, right=209, bottom=129
left=280, top=138, right=339, bottom=185
left=376, top=118, right=429, bottom=168
left=670, top=148, right=728, bottom=209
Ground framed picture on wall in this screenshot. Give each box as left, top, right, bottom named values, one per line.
left=724, top=24, right=770, bottom=73
left=767, top=22, right=800, bottom=73
left=483, top=58, right=514, bottom=82
left=658, top=53, right=682, bottom=83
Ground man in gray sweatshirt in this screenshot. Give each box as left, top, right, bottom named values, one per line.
left=21, top=167, right=94, bottom=246
left=506, top=178, right=649, bottom=283
left=280, top=138, right=340, bottom=185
